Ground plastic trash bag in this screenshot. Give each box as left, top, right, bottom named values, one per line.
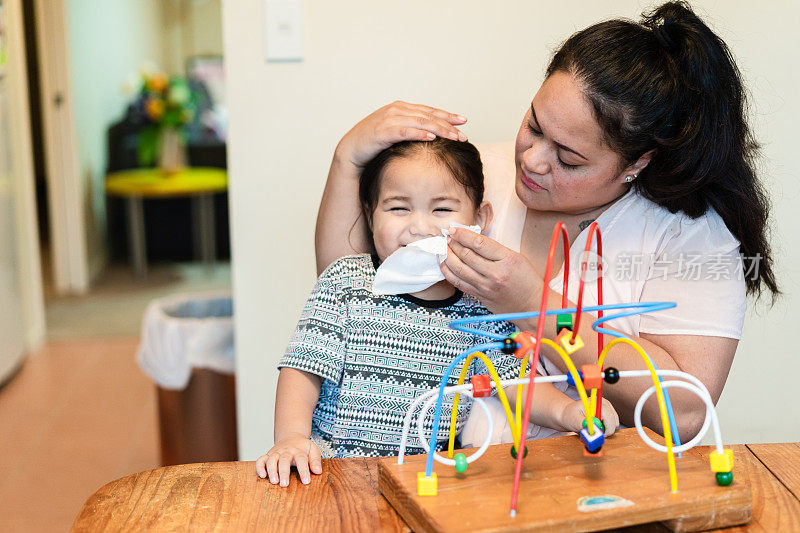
left=137, top=292, right=234, bottom=390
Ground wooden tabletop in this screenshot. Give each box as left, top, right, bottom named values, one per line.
left=72, top=443, right=800, bottom=532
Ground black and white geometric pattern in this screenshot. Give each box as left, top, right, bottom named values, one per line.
left=279, top=254, right=519, bottom=458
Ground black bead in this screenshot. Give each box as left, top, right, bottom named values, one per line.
left=501, top=338, right=517, bottom=354
left=603, top=367, right=620, bottom=384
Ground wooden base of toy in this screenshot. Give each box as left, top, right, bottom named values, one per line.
left=379, top=428, right=750, bottom=532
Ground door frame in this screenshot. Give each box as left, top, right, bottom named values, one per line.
left=32, top=0, right=88, bottom=295
left=3, top=0, right=46, bottom=352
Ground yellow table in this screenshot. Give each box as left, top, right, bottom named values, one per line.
left=105, top=167, right=227, bottom=277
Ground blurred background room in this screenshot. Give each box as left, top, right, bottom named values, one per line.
left=0, top=0, right=232, bottom=530
left=0, top=0, right=798, bottom=531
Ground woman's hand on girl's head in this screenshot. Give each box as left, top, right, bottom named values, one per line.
left=336, top=101, right=468, bottom=168
left=255, top=433, right=322, bottom=487
left=441, top=228, right=542, bottom=314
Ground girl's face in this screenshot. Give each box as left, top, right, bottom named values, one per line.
left=371, top=151, right=492, bottom=262
left=514, top=71, right=650, bottom=215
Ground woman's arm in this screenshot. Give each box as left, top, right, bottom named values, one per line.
left=525, top=284, right=737, bottom=443
left=442, top=228, right=736, bottom=443
left=315, top=101, right=468, bottom=274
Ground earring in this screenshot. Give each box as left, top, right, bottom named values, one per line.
left=625, top=176, right=633, bottom=182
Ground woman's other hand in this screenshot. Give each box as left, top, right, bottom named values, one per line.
left=336, top=101, right=468, bottom=168
left=255, top=432, right=323, bottom=487
left=442, top=228, right=543, bottom=314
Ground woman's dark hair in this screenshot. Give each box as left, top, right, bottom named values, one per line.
left=359, top=137, right=485, bottom=228
left=547, top=1, right=778, bottom=298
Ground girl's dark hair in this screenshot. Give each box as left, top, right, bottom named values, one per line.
left=359, top=137, right=485, bottom=228
left=547, top=1, right=778, bottom=299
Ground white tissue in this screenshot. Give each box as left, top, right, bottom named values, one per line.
left=372, top=223, right=481, bottom=295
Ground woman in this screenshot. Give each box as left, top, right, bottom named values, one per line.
left=314, top=2, right=778, bottom=441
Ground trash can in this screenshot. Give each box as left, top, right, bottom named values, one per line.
left=137, top=292, right=237, bottom=466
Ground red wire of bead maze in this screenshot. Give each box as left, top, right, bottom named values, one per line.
left=509, top=222, right=605, bottom=515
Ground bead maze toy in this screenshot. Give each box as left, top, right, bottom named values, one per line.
left=378, top=222, right=751, bottom=532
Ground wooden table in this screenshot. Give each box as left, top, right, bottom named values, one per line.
left=72, top=443, right=800, bottom=532
left=105, top=167, right=227, bottom=278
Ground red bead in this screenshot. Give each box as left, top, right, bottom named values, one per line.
left=510, top=331, right=536, bottom=360
left=581, top=364, right=603, bottom=390
left=470, top=374, right=492, bottom=398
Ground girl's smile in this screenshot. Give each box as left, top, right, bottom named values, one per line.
left=371, top=152, right=491, bottom=263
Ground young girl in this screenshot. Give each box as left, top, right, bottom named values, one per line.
left=256, top=138, right=618, bottom=486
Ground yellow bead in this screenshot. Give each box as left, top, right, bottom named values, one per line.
left=557, top=328, right=584, bottom=354
left=417, top=472, right=438, bottom=496
left=709, top=449, right=734, bottom=472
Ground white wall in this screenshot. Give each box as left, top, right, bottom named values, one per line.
left=65, top=1, right=166, bottom=280
left=163, top=0, right=224, bottom=75
left=223, top=0, right=800, bottom=459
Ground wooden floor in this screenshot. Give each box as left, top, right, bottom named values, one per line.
left=0, top=338, right=160, bottom=531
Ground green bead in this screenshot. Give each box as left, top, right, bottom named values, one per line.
left=510, top=445, right=528, bottom=459
left=581, top=417, right=605, bottom=433
left=556, top=314, right=573, bottom=332
left=454, top=453, right=468, bottom=473
left=716, top=471, right=733, bottom=486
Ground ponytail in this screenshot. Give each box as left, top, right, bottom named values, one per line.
left=547, top=1, right=778, bottom=299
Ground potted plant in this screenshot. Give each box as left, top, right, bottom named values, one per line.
left=131, top=67, right=196, bottom=173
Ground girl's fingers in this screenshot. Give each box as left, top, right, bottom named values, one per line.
left=255, top=455, right=267, bottom=479
left=295, top=454, right=311, bottom=485
left=308, top=443, right=323, bottom=475
left=449, top=228, right=508, bottom=262
left=440, top=260, right=480, bottom=296
left=278, top=453, right=293, bottom=487
left=266, top=453, right=280, bottom=485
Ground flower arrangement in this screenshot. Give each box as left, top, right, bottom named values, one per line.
left=128, top=66, right=197, bottom=169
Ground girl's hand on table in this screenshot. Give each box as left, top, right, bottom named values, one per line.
left=442, top=228, right=543, bottom=314
left=560, top=397, right=619, bottom=437
left=336, top=101, right=468, bottom=168
left=255, top=433, right=322, bottom=487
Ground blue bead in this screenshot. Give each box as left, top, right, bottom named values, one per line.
left=579, top=427, right=604, bottom=453
left=567, top=370, right=583, bottom=387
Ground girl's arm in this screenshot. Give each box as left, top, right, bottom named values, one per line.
left=315, top=101, right=468, bottom=274
left=255, top=368, right=323, bottom=486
